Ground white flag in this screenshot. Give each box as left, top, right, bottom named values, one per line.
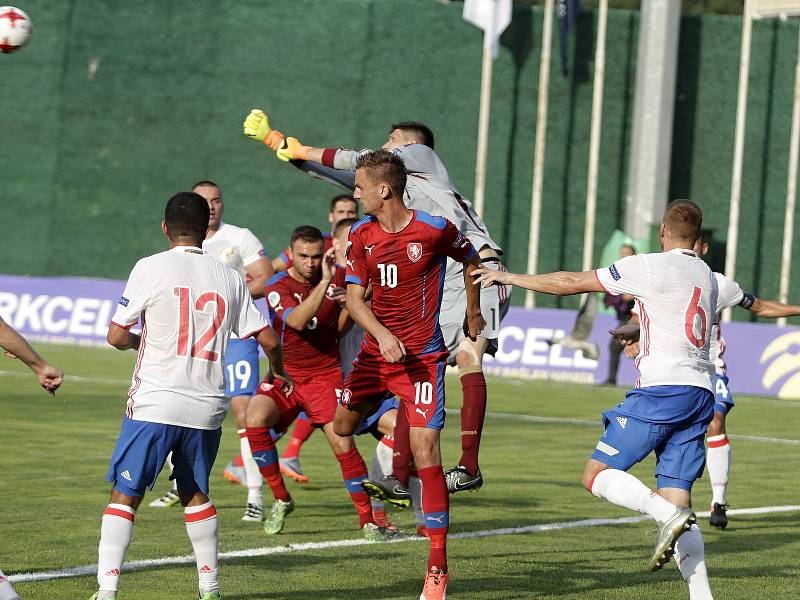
left=463, top=0, right=513, bottom=58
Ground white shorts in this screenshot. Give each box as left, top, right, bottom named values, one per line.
left=440, top=258, right=511, bottom=357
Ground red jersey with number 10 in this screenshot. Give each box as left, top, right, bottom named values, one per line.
left=345, top=210, right=477, bottom=358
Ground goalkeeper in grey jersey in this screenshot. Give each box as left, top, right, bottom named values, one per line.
left=243, top=109, right=511, bottom=495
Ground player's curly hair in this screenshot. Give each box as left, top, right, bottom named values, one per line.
left=356, top=150, right=407, bottom=199
left=164, top=192, right=210, bottom=242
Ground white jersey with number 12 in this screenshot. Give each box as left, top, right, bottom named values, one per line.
left=111, top=246, right=269, bottom=430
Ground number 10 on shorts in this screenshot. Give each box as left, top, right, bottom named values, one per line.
left=414, top=381, right=433, bottom=405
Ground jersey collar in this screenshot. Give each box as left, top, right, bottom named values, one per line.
left=171, top=245, right=205, bottom=255
left=667, top=247, right=697, bottom=258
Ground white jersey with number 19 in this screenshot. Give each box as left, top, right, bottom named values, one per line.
left=111, top=246, right=270, bottom=430
left=596, top=248, right=719, bottom=391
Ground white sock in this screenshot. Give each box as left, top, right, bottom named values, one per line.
left=167, top=453, right=178, bottom=492
left=97, top=504, right=135, bottom=593
left=0, top=568, right=20, bottom=600
left=676, top=524, right=714, bottom=599
left=590, top=469, right=677, bottom=522
left=408, top=475, right=424, bottom=527
left=184, top=501, right=219, bottom=594
left=369, top=437, right=394, bottom=512
left=240, top=431, right=264, bottom=506
left=706, top=435, right=731, bottom=505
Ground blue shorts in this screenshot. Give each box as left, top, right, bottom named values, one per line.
left=591, top=385, right=715, bottom=491
left=223, top=337, right=259, bottom=398
left=714, top=373, right=734, bottom=415
left=356, top=396, right=399, bottom=440
left=106, top=417, right=222, bottom=497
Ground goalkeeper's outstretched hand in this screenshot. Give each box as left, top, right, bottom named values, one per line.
left=243, top=108, right=285, bottom=149
left=276, top=136, right=310, bottom=162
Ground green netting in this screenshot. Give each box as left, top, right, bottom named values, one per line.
left=1, top=1, right=798, bottom=323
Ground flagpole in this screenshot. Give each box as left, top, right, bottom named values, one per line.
left=583, top=0, right=607, bottom=272
left=473, top=24, right=495, bottom=217
left=724, top=0, right=753, bottom=323
left=525, top=0, right=554, bottom=309
left=778, top=24, right=800, bottom=327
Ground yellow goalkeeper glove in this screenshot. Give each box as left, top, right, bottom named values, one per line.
left=276, top=136, right=310, bottom=162
left=243, top=108, right=285, bottom=150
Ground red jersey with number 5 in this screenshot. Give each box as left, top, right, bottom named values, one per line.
left=265, top=267, right=345, bottom=378
left=345, top=210, right=477, bottom=358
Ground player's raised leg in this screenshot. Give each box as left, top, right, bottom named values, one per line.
left=245, top=382, right=295, bottom=535
left=280, top=412, right=314, bottom=483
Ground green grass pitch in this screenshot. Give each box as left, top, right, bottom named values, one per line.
left=1, top=344, right=798, bottom=599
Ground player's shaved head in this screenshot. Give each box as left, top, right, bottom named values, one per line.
left=390, top=121, right=435, bottom=149
left=164, top=192, right=209, bottom=243
left=662, top=200, right=703, bottom=244
left=333, top=217, right=359, bottom=236
left=356, top=150, right=407, bottom=199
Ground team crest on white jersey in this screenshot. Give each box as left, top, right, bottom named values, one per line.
left=616, top=416, right=627, bottom=429
left=407, top=243, right=423, bottom=263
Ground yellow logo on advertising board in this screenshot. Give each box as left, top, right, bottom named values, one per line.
left=760, top=332, right=800, bottom=399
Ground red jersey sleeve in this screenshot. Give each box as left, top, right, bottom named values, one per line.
left=345, top=227, right=368, bottom=288
left=265, top=277, right=300, bottom=326
left=438, top=219, right=478, bottom=262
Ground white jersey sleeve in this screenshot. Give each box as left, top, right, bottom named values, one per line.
left=111, top=260, right=152, bottom=328
left=238, top=227, right=266, bottom=268
left=236, top=289, right=270, bottom=339
left=714, top=272, right=745, bottom=312
left=595, top=254, right=651, bottom=297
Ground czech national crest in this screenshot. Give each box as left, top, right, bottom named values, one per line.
left=407, top=242, right=423, bottom=263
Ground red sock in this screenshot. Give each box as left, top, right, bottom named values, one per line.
left=392, top=406, right=412, bottom=487
left=458, top=371, right=487, bottom=474
left=336, top=447, right=374, bottom=528
left=282, top=414, right=315, bottom=459
left=246, top=427, right=290, bottom=502
left=418, top=465, right=449, bottom=572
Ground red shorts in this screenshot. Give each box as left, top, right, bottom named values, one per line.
left=257, top=367, right=342, bottom=432
left=341, top=350, right=447, bottom=430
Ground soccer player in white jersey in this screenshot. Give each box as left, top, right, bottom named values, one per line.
left=150, top=181, right=274, bottom=522
left=91, top=193, right=291, bottom=600
left=618, top=233, right=800, bottom=530
left=0, top=318, right=63, bottom=600
left=243, top=110, right=511, bottom=496
left=476, top=201, right=733, bottom=600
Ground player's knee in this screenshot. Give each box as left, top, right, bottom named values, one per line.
left=455, top=339, right=483, bottom=369
left=707, top=411, right=726, bottom=436
left=333, top=415, right=356, bottom=438
left=581, top=462, right=604, bottom=493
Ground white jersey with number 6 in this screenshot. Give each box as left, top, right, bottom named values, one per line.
left=111, top=246, right=270, bottom=429
left=596, top=248, right=719, bottom=391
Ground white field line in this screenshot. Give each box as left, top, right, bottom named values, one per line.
left=9, top=504, right=800, bottom=584
left=0, top=370, right=130, bottom=386
left=467, top=409, right=800, bottom=446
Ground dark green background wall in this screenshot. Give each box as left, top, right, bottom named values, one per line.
left=2, top=1, right=799, bottom=321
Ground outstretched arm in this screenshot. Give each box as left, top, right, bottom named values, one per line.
left=1, top=318, right=64, bottom=394
left=463, top=255, right=485, bottom=340
left=473, top=268, right=605, bottom=297
left=749, top=298, right=800, bottom=319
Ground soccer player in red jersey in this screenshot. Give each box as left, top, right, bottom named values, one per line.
left=244, top=226, right=395, bottom=540
left=333, top=151, right=484, bottom=600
